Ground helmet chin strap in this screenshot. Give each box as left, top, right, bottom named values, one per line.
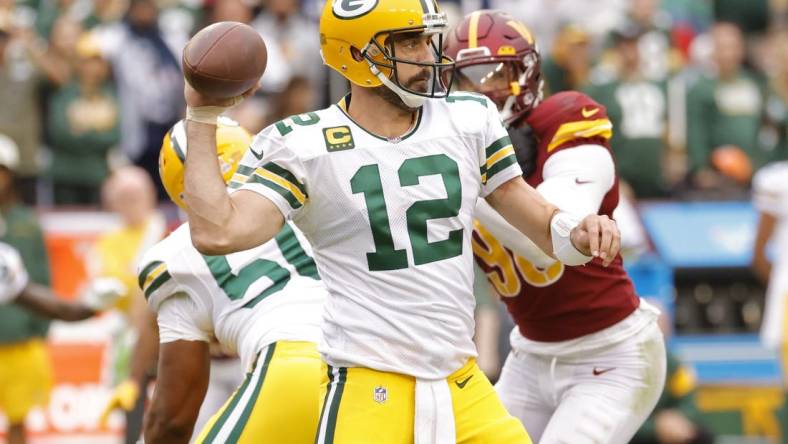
left=368, top=62, right=427, bottom=109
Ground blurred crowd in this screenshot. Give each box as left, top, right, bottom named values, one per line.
left=0, top=0, right=785, bottom=207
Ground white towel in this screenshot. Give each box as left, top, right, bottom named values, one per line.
left=414, top=378, right=456, bottom=444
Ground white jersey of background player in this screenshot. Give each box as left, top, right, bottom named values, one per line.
left=140, top=221, right=325, bottom=372
left=753, top=161, right=788, bottom=350
left=139, top=119, right=329, bottom=444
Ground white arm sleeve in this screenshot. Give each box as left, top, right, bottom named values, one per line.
left=474, top=144, right=615, bottom=265
left=475, top=199, right=556, bottom=268
left=537, top=144, right=615, bottom=217
left=156, top=292, right=212, bottom=344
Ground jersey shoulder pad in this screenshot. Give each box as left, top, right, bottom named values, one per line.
left=440, top=92, right=496, bottom=137
left=527, top=91, right=612, bottom=153
left=137, top=229, right=186, bottom=310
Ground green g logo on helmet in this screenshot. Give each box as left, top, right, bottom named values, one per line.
left=332, top=0, right=379, bottom=19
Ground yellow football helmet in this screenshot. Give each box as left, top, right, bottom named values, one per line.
left=320, top=0, right=455, bottom=108
left=159, top=117, right=252, bottom=208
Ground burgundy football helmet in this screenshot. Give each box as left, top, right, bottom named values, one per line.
left=444, top=10, right=543, bottom=126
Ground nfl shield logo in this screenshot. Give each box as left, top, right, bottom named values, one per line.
left=373, top=386, right=387, bottom=404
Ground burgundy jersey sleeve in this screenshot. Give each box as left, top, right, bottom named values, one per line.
left=525, top=91, right=613, bottom=159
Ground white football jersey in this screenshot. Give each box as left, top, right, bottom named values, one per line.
left=0, top=242, right=28, bottom=304
left=232, top=93, right=522, bottom=378
left=139, top=222, right=327, bottom=370
left=753, top=161, right=788, bottom=349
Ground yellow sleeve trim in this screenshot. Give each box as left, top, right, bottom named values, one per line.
left=487, top=145, right=515, bottom=168
left=143, top=262, right=168, bottom=291
left=547, top=118, right=613, bottom=153
left=255, top=168, right=307, bottom=205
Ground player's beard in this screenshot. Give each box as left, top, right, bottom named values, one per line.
left=371, top=66, right=432, bottom=112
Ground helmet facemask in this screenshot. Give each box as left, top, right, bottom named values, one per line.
left=361, top=15, right=455, bottom=109
left=453, top=48, right=543, bottom=126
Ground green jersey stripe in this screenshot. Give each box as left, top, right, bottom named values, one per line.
left=144, top=270, right=171, bottom=300
left=138, top=261, right=163, bottom=289
left=486, top=153, right=518, bottom=181
left=247, top=174, right=303, bottom=209
left=324, top=367, right=347, bottom=444
left=263, top=162, right=307, bottom=197
left=236, top=164, right=255, bottom=176
left=275, top=224, right=320, bottom=280
left=485, top=135, right=512, bottom=160
left=226, top=343, right=277, bottom=442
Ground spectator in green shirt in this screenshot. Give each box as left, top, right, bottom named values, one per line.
left=586, top=23, right=670, bottom=198
left=760, top=29, right=788, bottom=164
left=47, top=32, right=120, bottom=205
left=685, top=22, right=767, bottom=191
left=542, top=24, right=593, bottom=94
left=0, top=134, right=52, bottom=444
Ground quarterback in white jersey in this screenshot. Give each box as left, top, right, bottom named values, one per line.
left=180, top=0, right=620, bottom=442
left=753, top=161, right=788, bottom=354
left=140, top=120, right=328, bottom=444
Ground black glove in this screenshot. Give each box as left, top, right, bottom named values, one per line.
left=507, top=123, right=538, bottom=177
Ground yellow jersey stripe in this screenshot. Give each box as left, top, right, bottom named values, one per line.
left=487, top=145, right=515, bottom=168
left=143, top=262, right=168, bottom=291
left=255, top=168, right=307, bottom=205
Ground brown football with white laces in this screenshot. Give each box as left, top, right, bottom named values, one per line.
left=182, top=21, right=267, bottom=99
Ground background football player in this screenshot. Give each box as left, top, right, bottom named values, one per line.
left=0, top=241, right=122, bottom=444
left=180, top=0, right=621, bottom=443
left=752, top=161, right=788, bottom=390
left=444, top=10, right=666, bottom=444
left=0, top=242, right=123, bottom=321
left=122, top=118, right=329, bottom=444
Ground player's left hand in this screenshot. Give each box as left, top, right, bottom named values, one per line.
left=80, top=277, right=126, bottom=312
left=569, top=214, right=620, bottom=267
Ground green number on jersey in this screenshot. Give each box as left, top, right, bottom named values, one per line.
left=352, top=154, right=463, bottom=271
left=351, top=164, right=409, bottom=271
left=275, top=112, right=321, bottom=136
left=203, top=256, right=291, bottom=308
left=203, top=226, right=319, bottom=305
left=399, top=154, right=463, bottom=265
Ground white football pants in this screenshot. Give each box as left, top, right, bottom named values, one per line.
left=495, top=322, right=666, bottom=444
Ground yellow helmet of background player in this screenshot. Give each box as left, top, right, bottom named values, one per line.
left=159, top=117, right=252, bottom=208
left=319, top=0, right=455, bottom=108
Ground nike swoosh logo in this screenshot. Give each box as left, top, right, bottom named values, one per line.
left=581, top=107, right=600, bottom=118
left=575, top=178, right=593, bottom=185
left=455, top=375, right=473, bottom=389
left=249, top=147, right=264, bottom=160
left=592, top=367, right=616, bottom=376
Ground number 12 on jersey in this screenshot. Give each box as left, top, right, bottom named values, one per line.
left=351, top=154, right=464, bottom=271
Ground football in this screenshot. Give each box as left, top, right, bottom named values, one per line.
left=182, top=21, right=267, bottom=99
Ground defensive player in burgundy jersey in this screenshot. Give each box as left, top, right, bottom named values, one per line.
left=445, top=10, right=667, bottom=444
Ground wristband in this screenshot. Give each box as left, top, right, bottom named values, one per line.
left=550, top=211, right=593, bottom=266
left=185, top=105, right=227, bottom=125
